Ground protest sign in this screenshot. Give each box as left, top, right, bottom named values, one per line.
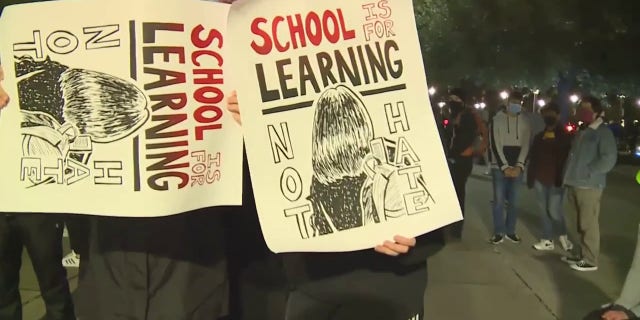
left=228, top=0, right=462, bottom=252
left=0, top=0, right=243, bottom=217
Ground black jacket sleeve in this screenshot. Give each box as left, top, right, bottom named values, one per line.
left=449, top=111, right=478, bottom=156
left=526, top=133, right=541, bottom=189
left=395, top=227, right=445, bottom=266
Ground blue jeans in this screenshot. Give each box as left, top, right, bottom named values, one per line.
left=492, top=168, right=522, bottom=235
left=533, top=181, right=567, bottom=239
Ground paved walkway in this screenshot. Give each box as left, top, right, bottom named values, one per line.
left=425, top=164, right=640, bottom=319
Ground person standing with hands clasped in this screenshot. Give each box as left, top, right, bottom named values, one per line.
left=226, top=90, right=444, bottom=320
left=489, top=91, right=531, bottom=244
left=527, top=102, right=573, bottom=251
left=562, top=96, right=617, bottom=272
left=446, top=88, right=482, bottom=240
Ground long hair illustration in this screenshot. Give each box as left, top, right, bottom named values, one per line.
left=308, top=85, right=379, bottom=236
left=17, top=56, right=149, bottom=142
left=16, top=55, right=149, bottom=186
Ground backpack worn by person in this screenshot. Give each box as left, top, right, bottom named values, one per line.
left=457, top=108, right=488, bottom=157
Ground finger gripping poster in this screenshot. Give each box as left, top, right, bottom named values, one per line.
left=0, top=0, right=243, bottom=217
left=228, top=0, right=462, bottom=252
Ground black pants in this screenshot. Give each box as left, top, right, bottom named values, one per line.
left=224, top=255, right=288, bottom=320
left=64, top=214, right=90, bottom=257
left=285, top=267, right=426, bottom=320
left=223, top=204, right=287, bottom=320
left=80, top=212, right=228, bottom=320
left=449, top=156, right=473, bottom=238
left=0, top=214, right=75, bottom=320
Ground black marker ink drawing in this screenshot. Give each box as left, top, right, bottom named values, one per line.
left=307, top=85, right=434, bottom=237
left=15, top=56, right=149, bottom=187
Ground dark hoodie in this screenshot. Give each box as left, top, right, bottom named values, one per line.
left=526, top=126, right=572, bottom=188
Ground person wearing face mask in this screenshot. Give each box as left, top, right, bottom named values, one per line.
left=446, top=88, right=479, bottom=240
left=526, top=103, right=574, bottom=251
left=488, top=91, right=531, bottom=245
left=561, top=96, right=617, bottom=272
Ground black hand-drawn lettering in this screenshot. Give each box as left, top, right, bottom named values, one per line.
left=280, top=167, right=303, bottom=202
left=268, top=122, right=294, bottom=164
left=94, top=161, right=124, bottom=185
left=384, top=101, right=409, bottom=134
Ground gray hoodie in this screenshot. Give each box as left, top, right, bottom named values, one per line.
left=489, top=111, right=532, bottom=171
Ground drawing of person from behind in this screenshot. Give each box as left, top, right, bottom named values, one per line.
left=308, top=85, right=379, bottom=236
left=16, top=56, right=149, bottom=186
left=308, top=85, right=434, bottom=237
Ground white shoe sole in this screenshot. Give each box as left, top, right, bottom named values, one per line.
left=570, top=265, right=598, bottom=272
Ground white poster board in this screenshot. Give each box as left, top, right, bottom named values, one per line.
left=0, top=0, right=243, bottom=217
left=228, top=0, right=462, bottom=252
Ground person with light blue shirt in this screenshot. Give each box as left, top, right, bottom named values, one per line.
left=561, top=96, right=617, bottom=272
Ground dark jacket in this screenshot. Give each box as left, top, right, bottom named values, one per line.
left=281, top=229, right=444, bottom=285
left=449, top=108, right=478, bottom=157
left=527, top=126, right=572, bottom=188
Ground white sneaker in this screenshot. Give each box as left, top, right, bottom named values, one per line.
left=62, top=251, right=80, bottom=268
left=533, top=239, right=554, bottom=251
left=559, top=235, right=574, bottom=251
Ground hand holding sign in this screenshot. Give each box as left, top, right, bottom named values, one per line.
left=375, top=235, right=417, bottom=256
left=227, top=90, right=241, bottom=125
left=0, top=65, right=9, bottom=110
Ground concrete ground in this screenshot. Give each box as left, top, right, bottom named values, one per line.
left=18, top=164, right=640, bottom=320
left=425, top=164, right=640, bottom=319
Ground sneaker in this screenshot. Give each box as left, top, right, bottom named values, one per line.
left=558, top=235, right=574, bottom=251
left=62, top=251, right=80, bottom=268
left=570, top=261, right=598, bottom=272
left=506, top=234, right=521, bottom=243
left=489, top=234, right=504, bottom=244
left=533, top=239, right=554, bottom=251
left=561, top=255, right=582, bottom=265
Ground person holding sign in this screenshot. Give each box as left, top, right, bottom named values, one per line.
left=226, top=90, right=444, bottom=320
left=0, top=62, right=76, bottom=319
left=1, top=1, right=242, bottom=319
